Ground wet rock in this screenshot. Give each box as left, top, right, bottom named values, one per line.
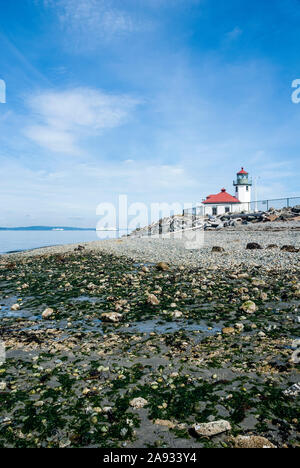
left=222, top=327, right=235, bottom=335
left=147, top=294, right=160, bottom=306
left=156, top=262, right=170, bottom=271
left=252, top=279, right=266, bottom=287
left=172, top=310, right=183, bottom=319
left=212, top=246, right=225, bottom=253
left=246, top=243, right=262, bottom=250
left=241, top=300, right=257, bottom=314
left=260, top=292, right=268, bottom=301
left=154, top=419, right=177, bottom=429
left=235, top=323, right=244, bottom=332
left=42, top=308, right=54, bottom=319
left=266, top=244, right=278, bottom=249
left=101, top=312, right=123, bottom=323
left=192, top=420, right=231, bottom=437
left=130, top=397, right=148, bottom=409
left=230, top=435, right=276, bottom=449
left=258, top=331, right=266, bottom=338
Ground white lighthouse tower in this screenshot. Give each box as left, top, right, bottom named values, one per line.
left=233, top=168, right=252, bottom=212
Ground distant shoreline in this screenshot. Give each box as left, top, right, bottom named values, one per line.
left=0, top=227, right=96, bottom=231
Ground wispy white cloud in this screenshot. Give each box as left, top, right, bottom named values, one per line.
left=43, top=0, right=151, bottom=49
left=25, top=125, right=77, bottom=154
left=24, top=87, right=140, bottom=154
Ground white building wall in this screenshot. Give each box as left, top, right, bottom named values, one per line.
left=203, top=204, right=242, bottom=216
left=235, top=184, right=251, bottom=211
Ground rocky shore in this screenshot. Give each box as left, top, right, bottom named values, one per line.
left=129, top=205, right=300, bottom=237
left=0, top=227, right=299, bottom=448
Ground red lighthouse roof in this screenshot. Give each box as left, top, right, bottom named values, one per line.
left=203, top=188, right=241, bottom=205
left=237, top=167, right=248, bottom=175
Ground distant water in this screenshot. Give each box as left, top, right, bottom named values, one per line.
left=0, top=230, right=129, bottom=255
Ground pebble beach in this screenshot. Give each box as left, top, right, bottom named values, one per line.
left=0, top=223, right=299, bottom=448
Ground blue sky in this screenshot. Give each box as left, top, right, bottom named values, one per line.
left=0, top=0, right=300, bottom=227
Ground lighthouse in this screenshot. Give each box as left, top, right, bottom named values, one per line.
left=233, top=168, right=252, bottom=212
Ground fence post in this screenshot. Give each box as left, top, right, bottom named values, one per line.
left=159, top=219, right=162, bottom=235
left=192, top=207, right=196, bottom=229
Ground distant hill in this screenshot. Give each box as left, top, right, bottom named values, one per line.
left=0, top=226, right=95, bottom=231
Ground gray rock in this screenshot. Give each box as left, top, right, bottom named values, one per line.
left=192, top=420, right=231, bottom=437
left=230, top=435, right=276, bottom=449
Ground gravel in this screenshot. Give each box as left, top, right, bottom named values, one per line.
left=3, top=224, right=299, bottom=271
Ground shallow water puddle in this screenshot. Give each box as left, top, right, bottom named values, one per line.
left=0, top=296, right=40, bottom=320
left=120, top=319, right=222, bottom=335
left=70, top=296, right=105, bottom=304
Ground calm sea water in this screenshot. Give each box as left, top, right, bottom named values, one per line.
left=0, top=230, right=128, bottom=255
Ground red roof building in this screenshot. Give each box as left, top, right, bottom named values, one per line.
left=203, top=188, right=241, bottom=205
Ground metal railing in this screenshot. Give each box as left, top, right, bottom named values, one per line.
left=249, top=197, right=300, bottom=212
left=183, top=197, right=300, bottom=216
